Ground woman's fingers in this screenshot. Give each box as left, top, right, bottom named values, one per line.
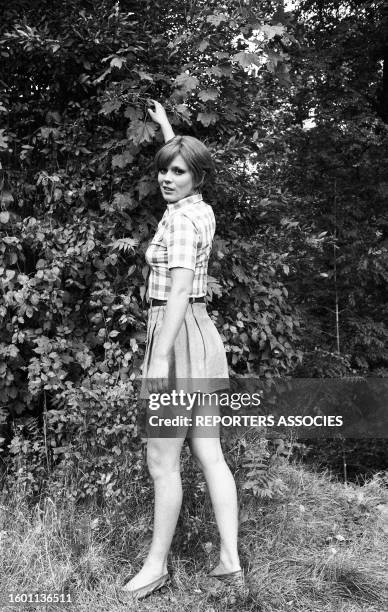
left=147, top=376, right=169, bottom=394
left=147, top=355, right=170, bottom=393
left=147, top=100, right=157, bottom=120
left=156, top=377, right=168, bottom=393
left=147, top=100, right=169, bottom=125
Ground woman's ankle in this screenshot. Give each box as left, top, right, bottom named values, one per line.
left=219, top=552, right=241, bottom=572
left=143, top=555, right=168, bottom=575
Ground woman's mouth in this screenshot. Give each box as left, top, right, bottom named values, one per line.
left=162, top=186, right=174, bottom=193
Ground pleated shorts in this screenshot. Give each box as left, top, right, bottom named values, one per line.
left=139, top=301, right=230, bottom=399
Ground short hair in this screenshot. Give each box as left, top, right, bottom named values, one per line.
left=154, top=135, right=214, bottom=190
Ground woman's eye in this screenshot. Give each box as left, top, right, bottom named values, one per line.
left=159, top=167, right=185, bottom=174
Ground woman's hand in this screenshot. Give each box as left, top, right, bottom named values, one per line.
left=147, top=353, right=170, bottom=394
left=147, top=100, right=170, bottom=126
left=147, top=99, right=175, bottom=143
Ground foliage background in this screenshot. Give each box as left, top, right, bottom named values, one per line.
left=0, top=0, right=387, bottom=501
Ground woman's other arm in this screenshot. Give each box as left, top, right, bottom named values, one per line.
left=148, top=100, right=175, bottom=143
left=147, top=267, right=193, bottom=393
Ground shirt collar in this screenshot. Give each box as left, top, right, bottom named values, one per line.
left=167, top=193, right=203, bottom=212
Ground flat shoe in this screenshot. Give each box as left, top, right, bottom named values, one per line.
left=208, top=569, right=245, bottom=586
left=117, top=572, right=170, bottom=602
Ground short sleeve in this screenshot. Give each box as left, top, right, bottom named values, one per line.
left=166, top=213, right=199, bottom=271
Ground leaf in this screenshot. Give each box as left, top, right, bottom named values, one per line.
left=136, top=70, right=153, bottom=81
left=197, top=112, right=219, bottom=127
left=136, top=177, right=157, bottom=200
left=110, top=57, right=124, bottom=69
left=124, top=106, right=143, bottom=121
left=112, top=192, right=138, bottom=211
left=275, top=61, right=291, bottom=87
left=197, top=40, right=209, bottom=52
left=139, top=285, right=146, bottom=301
left=198, top=89, right=219, bottom=102
left=207, top=276, right=222, bottom=298
left=174, top=73, right=199, bottom=92
left=207, top=13, right=229, bottom=26
left=111, top=238, right=139, bottom=253
left=99, top=99, right=122, bottom=115
left=126, top=120, right=157, bottom=145
left=130, top=338, right=138, bottom=352
left=1, top=192, right=14, bottom=205
left=232, top=52, right=262, bottom=69
left=175, top=104, right=192, bottom=123
left=40, top=127, right=59, bottom=140
left=203, top=65, right=216, bottom=80
left=335, top=534, right=345, bottom=541
left=259, top=24, right=284, bottom=39
left=232, top=264, right=250, bottom=283
left=112, top=150, right=134, bottom=168
left=214, top=51, right=229, bottom=60
left=93, top=67, right=111, bottom=84
left=0, top=211, right=10, bottom=223
left=266, top=50, right=282, bottom=73
left=47, top=111, right=62, bottom=124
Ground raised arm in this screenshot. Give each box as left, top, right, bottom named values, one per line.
left=147, top=100, right=175, bottom=143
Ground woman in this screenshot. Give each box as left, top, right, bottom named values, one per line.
left=119, top=101, right=243, bottom=601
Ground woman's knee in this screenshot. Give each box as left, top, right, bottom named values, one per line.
left=146, top=439, right=182, bottom=479
left=190, top=438, right=224, bottom=470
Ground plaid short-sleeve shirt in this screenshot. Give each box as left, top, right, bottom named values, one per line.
left=145, top=193, right=215, bottom=300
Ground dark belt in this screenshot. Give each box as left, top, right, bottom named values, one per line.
left=150, top=296, right=205, bottom=306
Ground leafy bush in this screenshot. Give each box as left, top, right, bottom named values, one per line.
left=1, top=0, right=388, bottom=501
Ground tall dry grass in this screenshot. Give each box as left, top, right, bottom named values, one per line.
left=0, top=460, right=387, bottom=611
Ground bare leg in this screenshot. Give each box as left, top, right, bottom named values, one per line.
left=122, top=435, right=185, bottom=591
left=189, top=397, right=241, bottom=574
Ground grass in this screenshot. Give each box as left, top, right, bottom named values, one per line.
left=0, top=458, right=387, bottom=612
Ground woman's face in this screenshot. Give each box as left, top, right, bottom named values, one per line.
left=158, top=154, right=196, bottom=203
